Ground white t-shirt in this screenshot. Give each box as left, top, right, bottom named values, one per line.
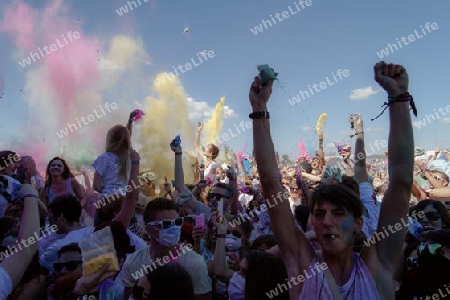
left=0, top=267, right=13, bottom=300
left=38, top=232, right=67, bottom=256
left=39, top=226, right=94, bottom=271
left=116, top=244, right=212, bottom=295
left=359, top=182, right=380, bottom=239
left=204, top=161, right=217, bottom=179
left=92, top=152, right=130, bottom=199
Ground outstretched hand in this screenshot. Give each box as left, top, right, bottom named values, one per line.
left=249, top=77, right=273, bottom=110
left=197, top=122, right=203, bottom=132
left=374, top=62, right=409, bottom=98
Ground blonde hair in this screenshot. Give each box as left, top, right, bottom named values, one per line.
left=105, top=125, right=131, bottom=181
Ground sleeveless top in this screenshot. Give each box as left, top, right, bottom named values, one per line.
left=46, top=178, right=76, bottom=204
left=298, top=253, right=380, bottom=300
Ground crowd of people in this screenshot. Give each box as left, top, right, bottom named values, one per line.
left=0, top=61, right=449, bottom=299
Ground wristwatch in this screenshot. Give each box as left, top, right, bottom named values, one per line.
left=249, top=111, right=270, bottom=119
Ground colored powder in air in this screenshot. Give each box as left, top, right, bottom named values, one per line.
left=204, top=97, right=226, bottom=145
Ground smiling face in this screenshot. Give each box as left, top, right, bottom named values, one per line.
left=49, top=159, right=65, bottom=176
left=312, top=201, right=362, bottom=255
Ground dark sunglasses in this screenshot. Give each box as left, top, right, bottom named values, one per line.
left=227, top=230, right=242, bottom=238
left=53, top=261, right=82, bottom=272
left=132, top=281, right=149, bottom=300
left=147, top=217, right=184, bottom=230
left=418, top=211, right=441, bottom=222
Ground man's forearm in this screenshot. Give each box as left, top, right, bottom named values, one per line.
left=174, top=154, right=185, bottom=191
left=388, top=102, right=414, bottom=185
left=354, top=136, right=369, bottom=183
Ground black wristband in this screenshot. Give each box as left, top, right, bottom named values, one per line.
left=249, top=111, right=270, bottom=119
left=371, top=92, right=417, bottom=121
left=216, top=234, right=227, bottom=238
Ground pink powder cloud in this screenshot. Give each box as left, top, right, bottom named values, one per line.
left=0, top=0, right=38, bottom=51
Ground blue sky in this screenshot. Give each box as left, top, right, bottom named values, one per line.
left=0, top=0, right=449, bottom=160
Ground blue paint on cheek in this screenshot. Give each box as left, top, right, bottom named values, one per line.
left=342, top=215, right=353, bottom=231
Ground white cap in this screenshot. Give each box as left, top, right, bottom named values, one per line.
left=221, top=164, right=229, bottom=172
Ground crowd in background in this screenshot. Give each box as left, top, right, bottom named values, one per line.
left=0, top=61, right=449, bottom=299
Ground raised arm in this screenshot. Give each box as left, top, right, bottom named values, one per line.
left=126, top=110, right=138, bottom=138
left=250, top=77, right=314, bottom=275
left=318, top=135, right=325, bottom=169
left=0, top=185, right=39, bottom=292
left=353, top=115, right=369, bottom=184
left=113, top=149, right=140, bottom=228
left=227, top=167, right=239, bottom=216
left=370, top=62, right=414, bottom=272
left=195, top=122, right=202, bottom=151
left=213, top=218, right=235, bottom=283
left=170, top=139, right=211, bottom=219
left=171, top=139, right=187, bottom=193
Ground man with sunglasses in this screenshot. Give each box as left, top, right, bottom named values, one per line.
left=53, top=243, right=83, bottom=276
left=116, top=198, right=212, bottom=300
left=47, top=243, right=84, bottom=298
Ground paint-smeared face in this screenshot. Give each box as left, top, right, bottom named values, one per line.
left=50, top=160, right=64, bottom=176
left=312, top=201, right=360, bottom=254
